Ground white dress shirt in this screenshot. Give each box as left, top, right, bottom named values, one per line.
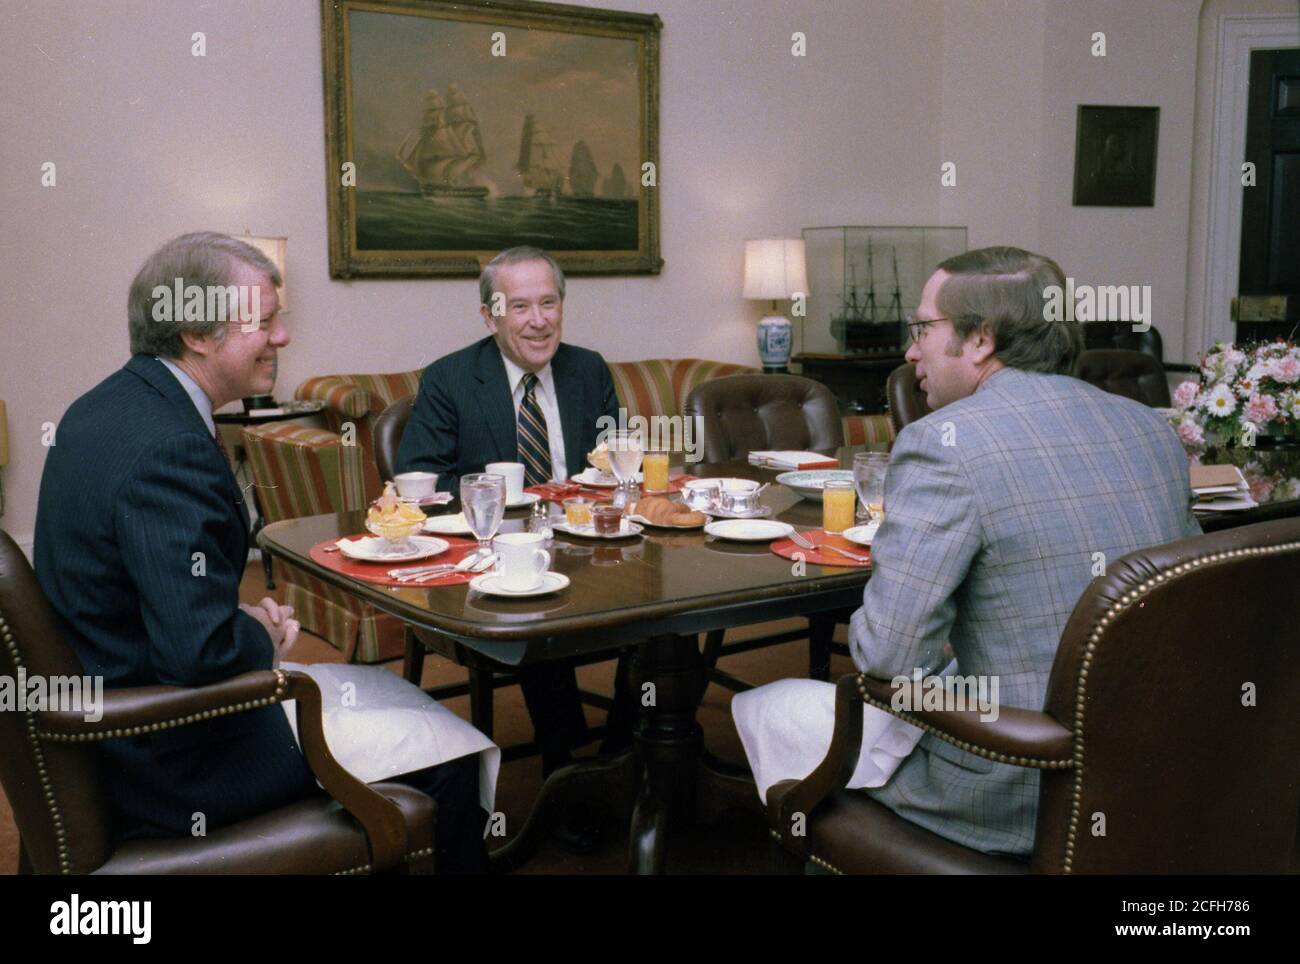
left=500, top=355, right=567, bottom=482
left=156, top=356, right=216, bottom=437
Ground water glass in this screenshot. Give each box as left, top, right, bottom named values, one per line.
left=853, top=452, right=889, bottom=522
left=461, top=473, right=506, bottom=550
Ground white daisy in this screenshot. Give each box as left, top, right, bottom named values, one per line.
left=1206, top=383, right=1237, bottom=417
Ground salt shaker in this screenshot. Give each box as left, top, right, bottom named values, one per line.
left=528, top=499, right=553, bottom=538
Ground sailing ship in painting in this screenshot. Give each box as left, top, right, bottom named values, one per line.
left=396, top=85, right=490, bottom=198
left=371, top=87, right=638, bottom=251
left=830, top=239, right=906, bottom=353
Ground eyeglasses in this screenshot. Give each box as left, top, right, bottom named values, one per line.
left=904, top=314, right=953, bottom=343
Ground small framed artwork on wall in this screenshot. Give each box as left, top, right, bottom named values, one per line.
left=1072, top=105, right=1159, bottom=207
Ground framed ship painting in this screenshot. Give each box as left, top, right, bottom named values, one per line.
left=321, top=0, right=663, bottom=277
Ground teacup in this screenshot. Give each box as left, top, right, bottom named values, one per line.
left=720, top=488, right=761, bottom=514
left=486, top=462, right=526, bottom=503
left=493, top=531, right=551, bottom=591
left=394, top=471, right=438, bottom=501
left=682, top=479, right=720, bottom=511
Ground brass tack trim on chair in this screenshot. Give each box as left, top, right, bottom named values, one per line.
left=334, top=845, right=436, bottom=876
left=855, top=681, right=1073, bottom=771
left=0, top=612, right=72, bottom=874
left=767, top=829, right=843, bottom=875
left=37, top=670, right=291, bottom=743
left=1061, top=538, right=1300, bottom=874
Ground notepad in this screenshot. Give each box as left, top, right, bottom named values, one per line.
left=747, top=451, right=841, bottom=471
left=1189, top=464, right=1256, bottom=512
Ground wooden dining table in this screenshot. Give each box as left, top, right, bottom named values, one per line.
left=258, top=453, right=875, bottom=874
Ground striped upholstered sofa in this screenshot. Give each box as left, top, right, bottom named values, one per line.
left=243, top=358, right=895, bottom=664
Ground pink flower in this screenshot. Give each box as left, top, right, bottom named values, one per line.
left=1248, top=475, right=1275, bottom=503
left=1244, top=393, right=1278, bottom=424
left=1176, top=419, right=1204, bottom=447
left=1271, top=355, right=1300, bottom=384
left=1172, top=380, right=1199, bottom=410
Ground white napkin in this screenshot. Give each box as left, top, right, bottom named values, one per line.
left=732, top=678, right=924, bottom=803
left=280, top=661, right=500, bottom=818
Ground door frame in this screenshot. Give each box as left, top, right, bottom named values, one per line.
left=1200, top=15, right=1300, bottom=353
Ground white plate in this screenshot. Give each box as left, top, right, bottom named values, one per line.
left=506, top=492, right=542, bottom=508
left=338, top=535, right=450, bottom=562
left=627, top=512, right=706, bottom=530
left=704, top=505, right=774, bottom=520
left=553, top=520, right=645, bottom=540
left=842, top=522, right=879, bottom=546
left=422, top=512, right=473, bottom=535
left=775, top=469, right=855, bottom=502
left=469, top=571, right=571, bottom=597
left=703, top=519, right=795, bottom=542
left=571, top=468, right=643, bottom=488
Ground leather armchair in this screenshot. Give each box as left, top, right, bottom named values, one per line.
left=886, top=363, right=930, bottom=433
left=683, top=374, right=843, bottom=462
left=683, top=374, right=849, bottom=693
left=0, top=529, right=437, bottom=874
left=1076, top=349, right=1172, bottom=408
left=373, top=395, right=415, bottom=484
left=768, top=517, right=1300, bottom=874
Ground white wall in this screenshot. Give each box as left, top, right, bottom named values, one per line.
left=0, top=0, right=944, bottom=545
left=0, top=0, right=1245, bottom=545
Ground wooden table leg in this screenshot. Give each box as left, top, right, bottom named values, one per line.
left=627, top=634, right=706, bottom=874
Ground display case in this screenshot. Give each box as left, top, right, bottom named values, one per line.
left=799, top=226, right=967, bottom=356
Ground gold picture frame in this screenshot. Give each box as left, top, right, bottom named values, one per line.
left=321, top=0, right=662, bottom=277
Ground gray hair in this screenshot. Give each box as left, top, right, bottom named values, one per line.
left=478, top=246, right=566, bottom=307
left=934, top=246, right=1082, bottom=375
left=128, top=232, right=281, bottom=358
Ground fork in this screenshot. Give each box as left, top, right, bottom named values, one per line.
left=388, top=547, right=488, bottom=580
left=403, top=553, right=496, bottom=583
left=789, top=529, right=870, bottom=563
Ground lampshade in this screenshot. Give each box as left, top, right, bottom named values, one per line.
left=235, top=233, right=288, bottom=310
left=743, top=238, right=808, bottom=300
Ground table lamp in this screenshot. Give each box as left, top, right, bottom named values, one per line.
left=743, top=238, right=807, bottom=372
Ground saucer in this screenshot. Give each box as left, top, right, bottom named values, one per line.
left=704, top=505, right=774, bottom=520
left=842, top=522, right=880, bottom=546
left=422, top=512, right=473, bottom=535
left=506, top=492, right=542, bottom=509
left=571, top=469, right=643, bottom=488
left=703, top=519, right=794, bottom=543
left=469, top=571, right=570, bottom=597
left=337, top=535, right=450, bottom=562
left=553, top=520, right=645, bottom=540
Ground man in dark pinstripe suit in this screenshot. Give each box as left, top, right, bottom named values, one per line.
left=396, top=247, right=634, bottom=852
left=34, top=233, right=488, bottom=872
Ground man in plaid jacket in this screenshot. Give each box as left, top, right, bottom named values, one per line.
left=851, top=246, right=1200, bottom=855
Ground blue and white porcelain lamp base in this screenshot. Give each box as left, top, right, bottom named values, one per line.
left=757, top=311, right=793, bottom=373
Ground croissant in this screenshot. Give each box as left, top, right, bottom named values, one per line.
left=633, top=496, right=706, bottom=527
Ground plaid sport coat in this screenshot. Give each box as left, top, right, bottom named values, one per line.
left=851, top=366, right=1201, bottom=856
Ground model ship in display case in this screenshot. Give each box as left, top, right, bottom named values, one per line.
left=829, top=240, right=907, bottom=353
left=802, top=226, right=967, bottom=357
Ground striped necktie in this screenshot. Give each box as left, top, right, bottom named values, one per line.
left=517, top=373, right=554, bottom=486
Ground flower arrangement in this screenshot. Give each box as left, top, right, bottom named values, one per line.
left=1168, top=341, right=1300, bottom=450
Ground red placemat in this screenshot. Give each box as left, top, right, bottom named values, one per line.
left=770, top=529, right=871, bottom=568
left=308, top=535, right=482, bottom=587
left=526, top=474, right=698, bottom=504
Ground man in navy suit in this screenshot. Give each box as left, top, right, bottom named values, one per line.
left=35, top=232, right=488, bottom=872
left=396, top=247, right=632, bottom=849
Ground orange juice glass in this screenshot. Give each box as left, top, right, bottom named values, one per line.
left=643, top=451, right=670, bottom=492
left=822, top=480, right=856, bottom=533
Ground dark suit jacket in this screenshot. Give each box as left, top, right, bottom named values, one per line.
left=395, top=337, right=620, bottom=492
left=33, top=355, right=315, bottom=839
